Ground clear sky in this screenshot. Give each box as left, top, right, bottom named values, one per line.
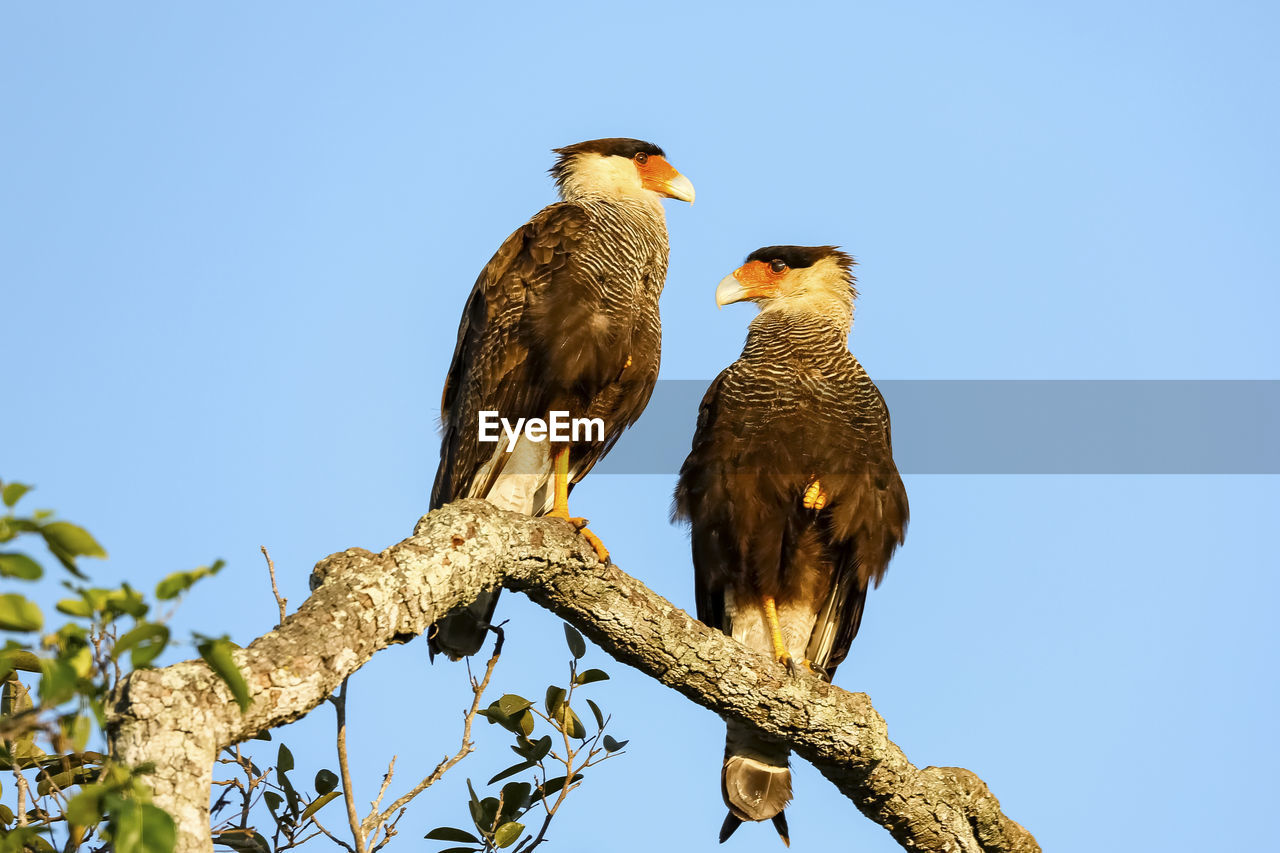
left=3, top=3, right=1278, bottom=852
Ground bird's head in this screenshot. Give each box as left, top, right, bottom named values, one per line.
left=716, top=246, right=858, bottom=330
left=550, top=138, right=695, bottom=210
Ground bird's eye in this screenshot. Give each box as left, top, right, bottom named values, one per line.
left=770, top=259, right=788, bottom=273
left=634, top=152, right=649, bottom=165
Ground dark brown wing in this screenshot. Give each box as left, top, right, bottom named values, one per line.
left=805, top=371, right=908, bottom=676
left=674, top=371, right=731, bottom=631
left=431, top=203, right=591, bottom=509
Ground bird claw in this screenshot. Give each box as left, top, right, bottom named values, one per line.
left=782, top=655, right=799, bottom=677
left=548, top=514, right=610, bottom=564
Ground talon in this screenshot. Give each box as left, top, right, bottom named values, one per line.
left=576, top=525, right=611, bottom=564
left=783, top=655, right=799, bottom=676
left=802, top=479, right=828, bottom=511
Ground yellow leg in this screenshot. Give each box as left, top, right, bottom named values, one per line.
left=546, top=447, right=610, bottom=564
left=762, top=595, right=796, bottom=674
left=551, top=445, right=571, bottom=517
left=802, top=479, right=827, bottom=510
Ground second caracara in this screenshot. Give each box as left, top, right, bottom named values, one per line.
left=429, top=138, right=694, bottom=661
left=674, top=246, right=908, bottom=845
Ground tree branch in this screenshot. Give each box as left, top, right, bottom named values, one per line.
left=105, top=500, right=1038, bottom=853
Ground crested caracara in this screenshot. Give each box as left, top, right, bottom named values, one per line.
left=673, top=246, right=908, bottom=845
left=429, top=138, right=694, bottom=660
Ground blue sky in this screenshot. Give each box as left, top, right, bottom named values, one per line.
left=3, top=3, right=1278, bottom=852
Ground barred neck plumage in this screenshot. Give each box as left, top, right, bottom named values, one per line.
left=745, top=311, right=851, bottom=359
left=567, top=190, right=669, bottom=228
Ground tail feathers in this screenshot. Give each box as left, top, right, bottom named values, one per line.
left=719, top=810, right=790, bottom=847
left=721, top=719, right=792, bottom=841
left=772, top=812, right=790, bottom=846
left=722, top=755, right=793, bottom=822
left=718, top=813, right=741, bottom=844
left=428, top=590, right=499, bottom=661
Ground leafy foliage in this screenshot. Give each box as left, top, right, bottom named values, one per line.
left=0, top=478, right=233, bottom=853
left=426, top=624, right=627, bottom=853
left=3, top=479, right=632, bottom=853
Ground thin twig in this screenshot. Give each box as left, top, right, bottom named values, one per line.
left=261, top=546, right=288, bottom=624
left=15, top=767, right=29, bottom=826
left=362, top=625, right=506, bottom=843
left=308, top=813, right=356, bottom=853
left=332, top=678, right=366, bottom=853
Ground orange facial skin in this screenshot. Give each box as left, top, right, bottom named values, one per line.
left=636, top=155, right=694, bottom=200
left=730, top=260, right=786, bottom=301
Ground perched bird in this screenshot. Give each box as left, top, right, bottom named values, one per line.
left=673, top=246, right=908, bottom=845
left=429, top=138, right=694, bottom=660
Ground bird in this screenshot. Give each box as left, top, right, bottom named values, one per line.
left=673, top=245, right=908, bottom=845
left=428, top=138, right=694, bottom=661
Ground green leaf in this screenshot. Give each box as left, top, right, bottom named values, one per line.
left=211, top=829, right=271, bottom=853
left=563, top=623, right=586, bottom=659
left=277, top=744, right=295, bottom=774
left=197, top=635, right=251, bottom=711
left=424, top=828, right=480, bottom=843
left=497, top=693, right=533, bottom=717
left=108, top=800, right=176, bottom=853
left=573, top=668, right=609, bottom=686
left=528, top=773, right=583, bottom=806
left=433, top=848, right=479, bottom=853
left=298, top=791, right=340, bottom=823
left=528, top=735, right=552, bottom=762
left=263, top=792, right=282, bottom=813
left=0, top=553, right=41, bottom=581
left=493, top=821, right=524, bottom=848
left=517, top=709, right=534, bottom=736
left=563, top=707, right=586, bottom=739
left=499, top=781, right=531, bottom=815
left=66, top=784, right=106, bottom=826
left=113, top=623, right=170, bottom=669
left=2, top=483, right=31, bottom=508
left=41, top=521, right=107, bottom=572
left=544, top=685, right=565, bottom=718
left=104, top=586, right=148, bottom=619
left=0, top=594, right=43, bottom=631
left=314, top=768, right=339, bottom=795
left=586, top=698, right=605, bottom=730
left=487, top=760, right=534, bottom=785
left=56, top=597, right=93, bottom=618
left=470, top=796, right=499, bottom=835
left=38, top=657, right=78, bottom=705
left=37, top=764, right=99, bottom=797
left=603, top=735, right=629, bottom=752
left=155, top=560, right=225, bottom=600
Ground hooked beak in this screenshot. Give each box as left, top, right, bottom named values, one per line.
left=639, top=155, right=696, bottom=203
left=715, top=262, right=781, bottom=308
left=659, top=172, right=696, bottom=203
left=715, top=273, right=750, bottom=308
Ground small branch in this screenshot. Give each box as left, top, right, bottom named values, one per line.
left=307, top=813, right=355, bottom=853
left=15, top=767, right=29, bottom=826
left=261, top=546, right=288, bottom=624
left=364, top=625, right=505, bottom=842
left=332, top=679, right=366, bottom=853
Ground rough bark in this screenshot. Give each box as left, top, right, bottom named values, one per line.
left=106, top=500, right=1039, bottom=853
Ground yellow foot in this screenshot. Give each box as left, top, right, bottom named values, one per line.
left=546, top=510, right=610, bottom=563
left=574, top=522, right=611, bottom=564
left=802, top=479, right=828, bottom=511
